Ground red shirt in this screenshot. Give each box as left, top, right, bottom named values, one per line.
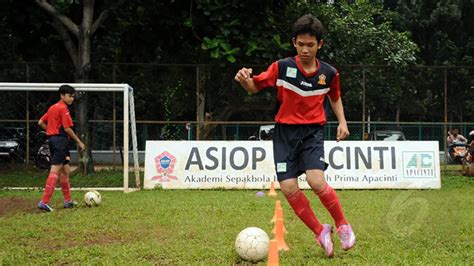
left=40, top=101, right=74, bottom=136
left=253, top=56, right=340, bottom=125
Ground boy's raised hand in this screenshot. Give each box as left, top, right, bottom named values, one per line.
left=235, top=68, right=258, bottom=94
left=234, top=68, right=253, bottom=83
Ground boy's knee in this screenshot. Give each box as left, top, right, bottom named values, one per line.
left=280, top=179, right=299, bottom=197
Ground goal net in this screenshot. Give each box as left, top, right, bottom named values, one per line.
left=0, top=83, right=139, bottom=192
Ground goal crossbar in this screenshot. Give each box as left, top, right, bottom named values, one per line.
left=0, top=82, right=140, bottom=192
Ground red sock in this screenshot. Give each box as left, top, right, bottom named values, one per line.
left=316, top=183, right=348, bottom=228
left=42, top=172, right=59, bottom=204
left=285, top=189, right=323, bottom=235
left=60, top=175, right=71, bottom=202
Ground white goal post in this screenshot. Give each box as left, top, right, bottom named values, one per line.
left=0, top=82, right=140, bottom=192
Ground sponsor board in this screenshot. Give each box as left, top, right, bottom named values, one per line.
left=144, top=141, right=440, bottom=189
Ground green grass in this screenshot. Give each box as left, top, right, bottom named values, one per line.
left=0, top=173, right=473, bottom=264
left=0, top=167, right=136, bottom=188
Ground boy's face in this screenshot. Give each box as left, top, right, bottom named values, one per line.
left=60, top=93, right=75, bottom=105
left=293, top=33, right=323, bottom=64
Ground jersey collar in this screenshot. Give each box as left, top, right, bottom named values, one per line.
left=295, top=55, right=320, bottom=77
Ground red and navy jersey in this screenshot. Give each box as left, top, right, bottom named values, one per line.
left=253, top=56, right=340, bottom=125
left=40, top=101, right=74, bottom=137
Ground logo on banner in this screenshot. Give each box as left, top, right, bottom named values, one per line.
left=152, top=151, right=178, bottom=182
left=402, top=152, right=435, bottom=178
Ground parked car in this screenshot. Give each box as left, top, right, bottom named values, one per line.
left=0, top=127, right=26, bottom=163
left=366, top=130, right=407, bottom=141
left=248, top=125, right=274, bottom=140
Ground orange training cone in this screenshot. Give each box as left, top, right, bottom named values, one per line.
left=270, top=200, right=282, bottom=223
left=272, top=207, right=287, bottom=235
left=267, top=239, right=279, bottom=266
left=268, top=181, right=277, bottom=197
left=274, top=218, right=290, bottom=251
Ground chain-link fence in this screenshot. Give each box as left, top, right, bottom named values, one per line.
left=131, top=121, right=474, bottom=143
left=0, top=88, right=126, bottom=169
left=0, top=62, right=472, bottom=169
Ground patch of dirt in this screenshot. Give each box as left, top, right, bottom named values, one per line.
left=40, top=233, right=130, bottom=250
left=0, top=197, right=41, bottom=217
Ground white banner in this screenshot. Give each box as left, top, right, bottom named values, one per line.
left=144, top=141, right=440, bottom=189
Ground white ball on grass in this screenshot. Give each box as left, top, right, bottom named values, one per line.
left=84, top=190, right=101, bottom=207
left=235, top=227, right=270, bottom=262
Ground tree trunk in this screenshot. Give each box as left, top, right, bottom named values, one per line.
left=75, top=1, right=95, bottom=174
left=35, top=0, right=130, bottom=174
left=76, top=90, right=95, bottom=174
left=196, top=65, right=207, bottom=140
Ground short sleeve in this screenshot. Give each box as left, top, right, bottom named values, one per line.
left=328, top=71, right=341, bottom=101
left=40, top=113, right=48, bottom=122
left=60, top=107, right=74, bottom=128
left=253, top=61, right=279, bottom=91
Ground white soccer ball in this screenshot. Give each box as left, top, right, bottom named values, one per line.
left=84, top=191, right=101, bottom=207
left=235, top=227, right=270, bottom=262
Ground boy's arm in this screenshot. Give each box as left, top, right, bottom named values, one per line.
left=235, top=62, right=279, bottom=95
left=64, top=127, right=86, bottom=151
left=38, top=119, right=47, bottom=131
left=38, top=113, right=48, bottom=131
left=329, top=97, right=350, bottom=141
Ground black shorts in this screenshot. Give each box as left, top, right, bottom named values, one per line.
left=48, top=135, right=71, bottom=165
left=272, top=124, right=328, bottom=181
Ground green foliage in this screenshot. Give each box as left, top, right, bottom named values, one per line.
left=0, top=0, right=472, bottom=123
left=192, top=0, right=423, bottom=123
left=202, top=37, right=240, bottom=62
left=161, top=79, right=187, bottom=139
left=382, top=0, right=474, bottom=121
left=384, top=0, right=474, bottom=65
left=291, top=1, right=419, bottom=66
left=284, top=1, right=421, bottom=121
left=52, top=0, right=79, bottom=12
left=194, top=0, right=293, bottom=63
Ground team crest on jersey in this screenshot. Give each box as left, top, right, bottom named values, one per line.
left=318, top=74, right=326, bottom=85
left=286, top=67, right=297, bottom=78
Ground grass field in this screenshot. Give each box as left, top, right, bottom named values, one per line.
left=0, top=170, right=473, bottom=264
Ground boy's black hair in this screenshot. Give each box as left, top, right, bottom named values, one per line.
left=292, top=14, right=326, bottom=42
left=58, top=84, right=75, bottom=95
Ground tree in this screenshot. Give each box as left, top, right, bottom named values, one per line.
left=383, top=0, right=474, bottom=122
left=294, top=1, right=418, bottom=122
left=192, top=0, right=419, bottom=130
left=34, top=0, right=125, bottom=174
left=184, top=0, right=293, bottom=139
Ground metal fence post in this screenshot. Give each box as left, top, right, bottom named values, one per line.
left=235, top=124, right=239, bottom=140
left=418, top=123, right=421, bottom=141
left=112, top=64, right=117, bottom=168
left=362, top=68, right=366, bottom=140
left=25, top=63, right=30, bottom=167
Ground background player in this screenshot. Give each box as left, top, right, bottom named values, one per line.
left=37, top=84, right=85, bottom=212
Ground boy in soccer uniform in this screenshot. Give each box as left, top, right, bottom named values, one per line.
left=37, top=85, right=85, bottom=212
left=235, top=14, right=355, bottom=257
